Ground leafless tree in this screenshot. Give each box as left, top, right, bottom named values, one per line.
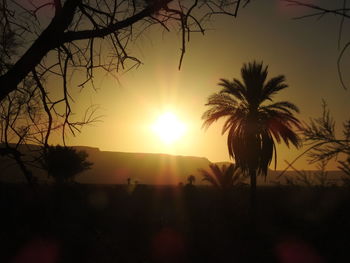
left=0, top=80, right=99, bottom=184
left=0, top=0, right=248, bottom=100
left=0, top=0, right=249, bottom=183
left=284, top=0, right=350, bottom=89
left=277, top=1, right=350, bottom=185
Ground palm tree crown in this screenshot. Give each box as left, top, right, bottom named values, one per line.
left=202, top=61, right=301, bottom=176
left=187, top=175, right=196, bottom=185
left=199, top=163, right=246, bottom=190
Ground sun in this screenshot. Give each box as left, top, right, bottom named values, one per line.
left=152, top=112, right=187, bottom=144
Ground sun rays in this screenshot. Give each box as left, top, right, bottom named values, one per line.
left=152, top=112, right=187, bottom=145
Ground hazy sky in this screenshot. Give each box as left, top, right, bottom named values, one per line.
left=60, top=0, right=349, bottom=170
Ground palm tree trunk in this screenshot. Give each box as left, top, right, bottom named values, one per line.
left=249, top=168, right=257, bottom=222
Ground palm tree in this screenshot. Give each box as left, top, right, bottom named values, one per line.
left=199, top=163, right=246, bottom=191
left=187, top=175, right=196, bottom=186
left=202, top=61, right=301, bottom=212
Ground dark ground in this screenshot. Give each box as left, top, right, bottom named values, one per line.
left=0, top=183, right=349, bottom=263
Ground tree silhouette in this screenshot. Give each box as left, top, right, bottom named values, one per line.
left=0, top=0, right=246, bottom=101
left=339, top=157, right=350, bottom=186
left=202, top=61, right=301, bottom=213
left=285, top=101, right=350, bottom=186
left=41, top=145, right=92, bottom=184
left=0, top=0, right=246, bottom=181
left=199, top=163, right=246, bottom=190
left=187, top=175, right=196, bottom=186
left=281, top=159, right=333, bottom=187
left=284, top=0, right=350, bottom=89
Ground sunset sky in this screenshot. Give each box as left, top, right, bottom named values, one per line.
left=59, top=0, right=349, bottom=170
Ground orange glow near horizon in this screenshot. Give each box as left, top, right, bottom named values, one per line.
left=60, top=0, right=349, bottom=172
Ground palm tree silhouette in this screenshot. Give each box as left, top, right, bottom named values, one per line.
left=199, top=163, right=246, bottom=190
left=187, top=175, right=196, bottom=186
left=202, top=61, right=301, bottom=213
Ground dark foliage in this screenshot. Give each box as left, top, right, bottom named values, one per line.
left=202, top=61, right=301, bottom=213
left=199, top=163, right=247, bottom=190
left=202, top=61, right=301, bottom=177
left=41, top=145, right=93, bottom=184
left=187, top=175, right=196, bottom=186
left=300, top=101, right=350, bottom=185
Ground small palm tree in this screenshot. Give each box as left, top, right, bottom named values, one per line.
left=187, top=175, right=196, bottom=186
left=199, top=163, right=246, bottom=190
left=202, top=61, right=301, bottom=212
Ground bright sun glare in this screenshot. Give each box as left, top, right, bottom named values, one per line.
left=152, top=112, right=187, bottom=144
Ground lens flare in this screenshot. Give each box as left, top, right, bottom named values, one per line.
left=152, top=112, right=187, bottom=144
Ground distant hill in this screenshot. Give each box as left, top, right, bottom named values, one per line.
left=76, top=147, right=212, bottom=184
left=0, top=145, right=346, bottom=185
left=0, top=145, right=211, bottom=185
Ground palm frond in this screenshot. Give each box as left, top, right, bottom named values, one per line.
left=202, top=93, right=240, bottom=130
left=267, top=117, right=301, bottom=148
left=262, top=101, right=300, bottom=114
left=262, top=75, right=288, bottom=101
left=259, top=130, right=274, bottom=176
left=218, top=78, right=247, bottom=103
left=206, top=93, right=239, bottom=107
left=200, top=163, right=245, bottom=190
left=241, top=61, right=268, bottom=106
left=221, top=108, right=246, bottom=135
left=202, top=107, right=234, bottom=130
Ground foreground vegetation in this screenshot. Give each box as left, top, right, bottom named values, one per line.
left=1, top=183, right=349, bottom=263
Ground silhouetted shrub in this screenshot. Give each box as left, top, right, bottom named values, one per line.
left=41, top=145, right=92, bottom=184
